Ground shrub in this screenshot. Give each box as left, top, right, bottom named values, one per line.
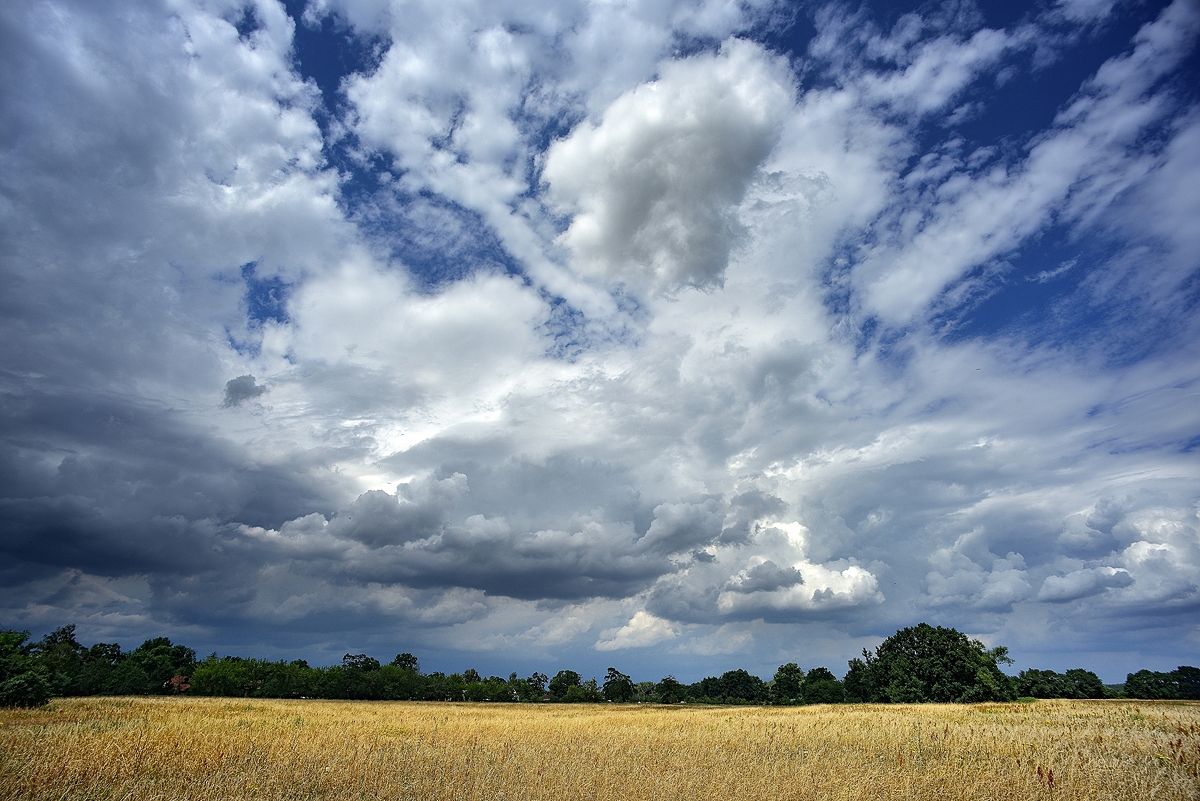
left=0, top=672, right=51, bottom=707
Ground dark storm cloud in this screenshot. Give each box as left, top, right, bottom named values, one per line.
left=246, top=479, right=730, bottom=601
left=0, top=385, right=340, bottom=582
left=725, top=560, right=804, bottom=594
left=719, top=490, right=787, bottom=545
left=222, top=375, right=268, bottom=407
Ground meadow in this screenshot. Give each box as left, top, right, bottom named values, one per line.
left=1, top=696, right=1198, bottom=800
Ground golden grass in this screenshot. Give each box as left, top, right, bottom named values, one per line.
left=1, top=696, right=1198, bottom=800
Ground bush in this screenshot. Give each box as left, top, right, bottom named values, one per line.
left=0, top=672, right=51, bottom=707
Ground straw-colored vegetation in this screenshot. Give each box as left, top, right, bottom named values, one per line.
left=2, top=696, right=1198, bottom=800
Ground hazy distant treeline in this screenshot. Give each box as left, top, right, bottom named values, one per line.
left=3, top=623, right=1197, bottom=708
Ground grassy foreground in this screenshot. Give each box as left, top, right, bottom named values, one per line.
left=1, top=697, right=1198, bottom=800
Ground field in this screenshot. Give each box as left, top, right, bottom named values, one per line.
left=2, top=697, right=1198, bottom=800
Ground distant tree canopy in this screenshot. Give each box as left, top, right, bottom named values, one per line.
left=686, top=669, right=768, bottom=704
left=843, top=623, right=1016, bottom=703
left=1124, top=667, right=1200, bottom=700
left=1, top=625, right=196, bottom=706
left=767, top=663, right=845, bottom=705
left=391, top=653, right=419, bottom=672
left=655, top=675, right=686, bottom=704
left=1016, top=668, right=1106, bottom=699
left=4, top=621, right=1192, bottom=708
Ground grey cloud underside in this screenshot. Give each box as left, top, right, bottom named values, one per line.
left=254, top=476, right=725, bottom=601
left=0, top=0, right=1198, bottom=676
left=0, top=386, right=340, bottom=577
left=222, top=375, right=267, bottom=407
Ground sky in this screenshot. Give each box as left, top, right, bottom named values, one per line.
left=1, top=0, right=1198, bottom=684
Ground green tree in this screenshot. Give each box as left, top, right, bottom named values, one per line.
left=602, top=667, right=634, bottom=702
left=853, top=623, right=1015, bottom=703
left=842, top=657, right=871, bottom=702
left=34, top=625, right=86, bottom=696
left=655, top=675, right=686, bottom=704
left=632, top=681, right=657, bottom=702
left=1124, top=669, right=1179, bottom=699
left=0, top=630, right=37, bottom=685
left=527, top=672, right=548, bottom=696
left=343, top=654, right=381, bottom=672
left=0, top=673, right=51, bottom=707
left=1063, top=668, right=1105, bottom=699
left=771, top=663, right=805, bottom=705
left=105, top=660, right=153, bottom=695
left=548, top=669, right=581, bottom=700
left=128, top=638, right=197, bottom=693
left=1017, top=668, right=1067, bottom=698
left=1175, top=666, right=1200, bottom=700
left=189, top=656, right=252, bottom=696
left=580, top=678, right=603, bottom=701
left=374, top=664, right=423, bottom=700
left=801, top=667, right=845, bottom=704
left=259, top=659, right=320, bottom=698
left=0, top=629, right=52, bottom=706
left=78, top=643, right=125, bottom=695
left=716, top=669, right=767, bottom=703
left=391, top=653, right=419, bottom=672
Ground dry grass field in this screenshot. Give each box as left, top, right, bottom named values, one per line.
left=1, top=696, right=1198, bottom=800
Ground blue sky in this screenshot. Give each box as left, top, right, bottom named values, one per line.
left=1, top=0, right=1198, bottom=683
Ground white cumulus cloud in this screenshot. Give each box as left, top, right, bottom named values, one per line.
left=543, top=39, right=793, bottom=295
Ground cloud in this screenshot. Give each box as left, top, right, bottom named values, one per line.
left=1037, top=567, right=1133, bottom=603
left=725, top=560, right=804, bottom=593
left=1, top=0, right=1198, bottom=680
left=1027, top=260, right=1076, bottom=283
left=924, top=547, right=1033, bottom=613
left=543, top=39, right=793, bottom=295
left=843, top=0, right=1200, bottom=326
left=594, top=610, right=678, bottom=651
left=222, top=375, right=267, bottom=407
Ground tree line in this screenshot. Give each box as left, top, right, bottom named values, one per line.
left=3, top=622, right=1197, bottom=708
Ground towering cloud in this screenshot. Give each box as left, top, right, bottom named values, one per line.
left=544, top=39, right=793, bottom=295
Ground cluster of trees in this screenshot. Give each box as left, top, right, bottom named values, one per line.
left=0, top=626, right=196, bottom=707
left=1123, top=667, right=1200, bottom=700
left=1014, top=668, right=1107, bottom=699
left=3, top=622, right=1197, bottom=708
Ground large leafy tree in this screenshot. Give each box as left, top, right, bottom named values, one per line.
left=127, top=638, right=197, bottom=694
left=696, top=669, right=767, bottom=703
left=80, top=643, right=127, bottom=695
left=0, top=630, right=50, bottom=707
left=801, top=667, right=845, bottom=704
left=655, top=675, right=686, bottom=704
left=548, top=669, right=581, bottom=700
left=1176, top=666, right=1200, bottom=700
left=771, top=663, right=805, bottom=705
left=846, top=623, right=1015, bottom=703
left=391, top=653, right=419, bottom=672
left=34, top=625, right=86, bottom=695
left=602, top=667, right=634, bottom=702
